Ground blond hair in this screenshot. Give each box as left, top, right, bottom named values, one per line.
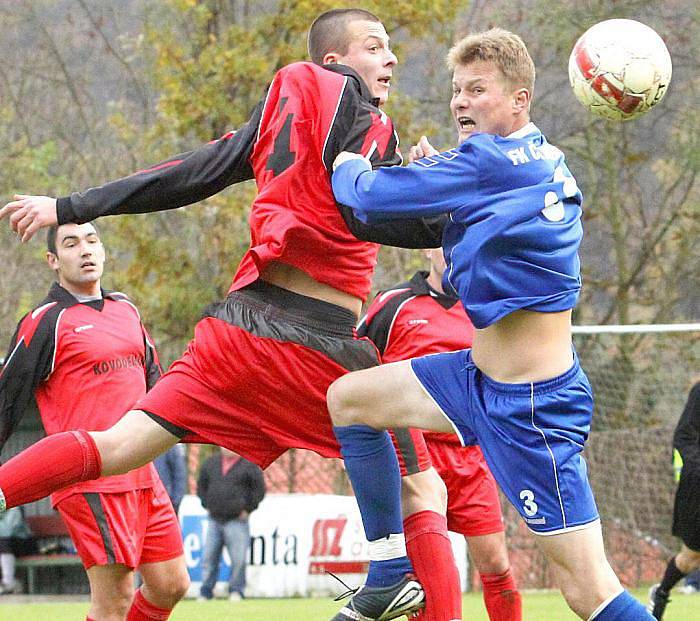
left=447, top=28, right=535, bottom=96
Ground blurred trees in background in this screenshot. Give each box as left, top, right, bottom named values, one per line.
left=0, top=0, right=697, bottom=365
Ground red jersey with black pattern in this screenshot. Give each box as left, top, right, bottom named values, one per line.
left=231, top=62, right=403, bottom=300
left=0, top=283, right=160, bottom=506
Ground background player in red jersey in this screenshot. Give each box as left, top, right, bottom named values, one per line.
left=0, top=9, right=459, bottom=621
left=0, top=222, right=189, bottom=621
left=358, top=247, right=522, bottom=621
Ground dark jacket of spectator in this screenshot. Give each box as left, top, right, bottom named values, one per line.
left=197, top=453, right=265, bottom=523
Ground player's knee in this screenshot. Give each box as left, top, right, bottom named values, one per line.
left=473, top=551, right=510, bottom=576
left=90, top=430, right=131, bottom=475
left=144, top=566, right=190, bottom=607
left=326, top=376, right=363, bottom=426
left=159, top=575, right=190, bottom=607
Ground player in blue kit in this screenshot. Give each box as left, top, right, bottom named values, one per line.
left=327, top=28, right=654, bottom=620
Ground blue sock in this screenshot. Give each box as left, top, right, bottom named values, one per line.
left=590, top=590, right=654, bottom=620
left=333, top=424, right=412, bottom=586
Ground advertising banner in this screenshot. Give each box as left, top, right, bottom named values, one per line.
left=180, top=493, right=467, bottom=598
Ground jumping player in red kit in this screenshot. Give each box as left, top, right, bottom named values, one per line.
left=0, top=9, right=461, bottom=621
left=0, top=222, right=188, bottom=621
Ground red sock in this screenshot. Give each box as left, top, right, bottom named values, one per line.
left=481, top=568, right=522, bottom=621
left=126, top=589, right=173, bottom=621
left=404, top=510, right=462, bottom=621
left=0, top=430, right=101, bottom=509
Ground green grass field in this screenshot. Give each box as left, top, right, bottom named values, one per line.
left=0, top=589, right=698, bottom=620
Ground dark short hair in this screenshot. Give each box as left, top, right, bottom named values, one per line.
left=46, top=225, right=59, bottom=255
left=307, top=8, right=381, bottom=65
left=47, top=223, right=99, bottom=255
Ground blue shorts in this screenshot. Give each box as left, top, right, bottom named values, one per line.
left=411, top=349, right=599, bottom=534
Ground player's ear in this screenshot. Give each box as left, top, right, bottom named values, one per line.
left=513, top=88, right=530, bottom=113
left=323, top=52, right=340, bottom=65
left=46, top=251, right=59, bottom=271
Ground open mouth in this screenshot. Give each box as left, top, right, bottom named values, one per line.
left=80, top=261, right=96, bottom=269
left=457, top=116, right=476, bottom=130
left=378, top=76, right=391, bottom=87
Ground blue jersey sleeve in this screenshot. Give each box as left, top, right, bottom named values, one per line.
left=332, top=144, right=478, bottom=223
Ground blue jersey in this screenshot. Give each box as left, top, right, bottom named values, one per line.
left=332, top=123, right=583, bottom=328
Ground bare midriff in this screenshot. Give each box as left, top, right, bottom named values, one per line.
left=472, top=308, right=574, bottom=384
left=260, top=261, right=363, bottom=318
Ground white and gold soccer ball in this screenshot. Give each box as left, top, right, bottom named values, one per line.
left=568, top=19, right=672, bottom=121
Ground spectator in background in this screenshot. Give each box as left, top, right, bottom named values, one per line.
left=197, top=447, right=265, bottom=602
left=155, top=445, right=187, bottom=515
left=0, top=506, right=36, bottom=594
left=648, top=380, right=700, bottom=619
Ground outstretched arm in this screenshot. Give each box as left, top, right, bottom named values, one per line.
left=332, top=136, right=448, bottom=248
left=332, top=141, right=475, bottom=223
left=1, top=101, right=263, bottom=242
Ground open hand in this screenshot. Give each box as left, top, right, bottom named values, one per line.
left=0, top=195, right=58, bottom=242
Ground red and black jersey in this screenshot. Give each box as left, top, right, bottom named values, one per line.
left=0, top=283, right=160, bottom=504
left=56, top=63, right=444, bottom=302
left=357, top=271, right=475, bottom=444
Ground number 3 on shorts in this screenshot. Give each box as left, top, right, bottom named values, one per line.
left=519, top=489, right=539, bottom=516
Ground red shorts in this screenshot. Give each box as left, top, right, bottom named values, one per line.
left=390, top=428, right=432, bottom=477
left=137, top=283, right=383, bottom=469
left=427, top=440, right=504, bottom=537
left=56, top=480, right=183, bottom=570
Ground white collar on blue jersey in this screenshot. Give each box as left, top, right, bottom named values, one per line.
left=506, top=122, right=538, bottom=139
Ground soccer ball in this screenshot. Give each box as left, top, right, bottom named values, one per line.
left=568, top=19, right=672, bottom=121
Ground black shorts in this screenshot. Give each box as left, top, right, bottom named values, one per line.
left=672, top=468, right=700, bottom=550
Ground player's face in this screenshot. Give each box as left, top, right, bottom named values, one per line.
left=450, top=60, right=525, bottom=142
left=47, top=223, right=105, bottom=293
left=332, top=20, right=397, bottom=106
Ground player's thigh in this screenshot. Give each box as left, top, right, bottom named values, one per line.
left=92, top=409, right=180, bottom=476
left=327, top=359, right=453, bottom=432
